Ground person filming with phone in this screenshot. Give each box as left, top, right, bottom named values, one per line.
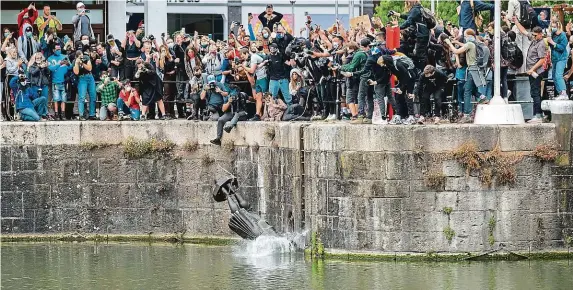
left=35, top=4, right=62, bottom=39
left=72, top=2, right=94, bottom=42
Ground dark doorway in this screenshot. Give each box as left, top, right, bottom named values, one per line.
left=167, top=14, right=224, bottom=40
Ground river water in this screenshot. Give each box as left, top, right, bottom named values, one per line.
left=2, top=242, right=572, bottom=290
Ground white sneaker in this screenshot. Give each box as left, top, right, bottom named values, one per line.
left=403, top=115, right=416, bottom=125
left=416, top=116, right=425, bottom=124
left=388, top=115, right=402, bottom=125
left=326, top=114, right=337, bottom=121
left=555, top=91, right=569, bottom=100
left=527, top=116, right=542, bottom=124
left=507, top=90, right=512, bottom=98
left=433, top=117, right=441, bottom=124
left=373, top=118, right=388, bottom=125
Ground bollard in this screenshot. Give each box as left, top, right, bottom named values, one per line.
left=543, top=100, right=573, bottom=165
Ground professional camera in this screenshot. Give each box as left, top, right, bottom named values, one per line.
left=387, top=10, right=396, bottom=18
left=82, top=54, right=90, bottom=63
left=285, top=37, right=308, bottom=59
left=148, top=34, right=155, bottom=41
left=18, top=74, right=28, bottom=83
left=208, top=82, right=217, bottom=91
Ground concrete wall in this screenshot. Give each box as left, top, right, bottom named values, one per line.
left=1, top=121, right=572, bottom=254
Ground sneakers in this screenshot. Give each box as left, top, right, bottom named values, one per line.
left=459, top=114, right=472, bottom=124
left=388, top=115, right=402, bottom=125
left=527, top=116, right=543, bottom=124
left=210, top=138, right=222, bottom=146
left=326, top=114, right=337, bottom=121
left=310, top=114, right=324, bottom=121
left=373, top=118, right=388, bottom=125
left=362, top=118, right=372, bottom=124
left=224, top=125, right=233, bottom=133
left=433, top=117, right=441, bottom=124
left=555, top=91, right=569, bottom=100
left=141, top=114, right=147, bottom=121
left=248, top=114, right=261, bottom=121
left=402, top=115, right=416, bottom=125
left=350, top=116, right=364, bottom=124
left=416, top=116, right=425, bottom=125
left=478, top=95, right=488, bottom=104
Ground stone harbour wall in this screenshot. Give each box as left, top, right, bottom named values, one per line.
left=1, top=121, right=573, bottom=254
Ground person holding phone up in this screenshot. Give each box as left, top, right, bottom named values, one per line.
left=35, top=4, right=62, bottom=38
left=72, top=2, right=94, bottom=42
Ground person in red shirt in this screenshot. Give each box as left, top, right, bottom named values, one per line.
left=117, top=80, right=142, bottom=120
left=18, top=3, right=39, bottom=37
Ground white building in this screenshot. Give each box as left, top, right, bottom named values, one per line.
left=113, top=0, right=373, bottom=41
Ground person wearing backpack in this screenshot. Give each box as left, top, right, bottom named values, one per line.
left=513, top=17, right=547, bottom=123
left=389, top=0, right=431, bottom=70
left=507, top=0, right=534, bottom=74
left=457, top=0, right=494, bottom=36
left=445, top=29, right=488, bottom=123
left=546, top=19, right=570, bottom=100
left=376, top=54, right=417, bottom=125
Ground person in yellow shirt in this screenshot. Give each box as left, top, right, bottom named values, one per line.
left=35, top=5, right=62, bottom=38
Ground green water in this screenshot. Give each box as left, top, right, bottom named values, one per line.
left=1, top=243, right=572, bottom=290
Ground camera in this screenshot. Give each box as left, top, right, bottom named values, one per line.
left=149, top=34, right=155, bottom=41
left=234, top=57, right=241, bottom=65
left=208, top=82, right=216, bottom=91
left=110, top=77, right=116, bottom=81
left=387, top=10, right=395, bottom=18
left=82, top=54, right=90, bottom=63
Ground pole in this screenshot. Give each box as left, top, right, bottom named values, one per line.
left=493, top=0, right=501, bottom=98
left=360, top=0, right=364, bottom=15
left=335, top=0, right=339, bottom=21
left=291, top=3, right=295, bottom=33
left=431, top=0, right=435, bottom=13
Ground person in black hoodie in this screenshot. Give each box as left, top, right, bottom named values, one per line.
left=360, top=45, right=395, bottom=125
left=105, top=34, right=124, bottom=80
left=390, top=0, right=430, bottom=70
left=135, top=62, right=167, bottom=120
left=378, top=54, right=417, bottom=125
left=258, top=5, right=283, bottom=31
left=413, top=65, right=448, bottom=124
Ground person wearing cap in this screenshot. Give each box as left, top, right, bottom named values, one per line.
left=48, top=43, right=72, bottom=120
left=9, top=74, right=48, bottom=122
left=258, top=4, right=284, bottom=31
left=200, top=74, right=229, bottom=121
left=17, top=3, right=39, bottom=37
left=105, top=34, right=124, bottom=80
left=17, top=23, right=41, bottom=63
left=72, top=2, right=94, bottom=42
left=35, top=5, right=62, bottom=39
left=117, top=80, right=141, bottom=120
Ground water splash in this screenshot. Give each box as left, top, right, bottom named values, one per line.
left=235, top=230, right=309, bottom=258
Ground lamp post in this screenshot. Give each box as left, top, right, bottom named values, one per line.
left=290, top=0, right=296, bottom=33
left=335, top=0, right=339, bottom=20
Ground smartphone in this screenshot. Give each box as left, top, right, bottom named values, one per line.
left=85, top=9, right=90, bottom=13
left=50, top=12, right=56, bottom=16
left=208, top=34, right=212, bottom=39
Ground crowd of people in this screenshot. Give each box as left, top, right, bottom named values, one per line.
left=1, top=1, right=573, bottom=142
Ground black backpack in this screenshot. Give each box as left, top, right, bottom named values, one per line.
left=420, top=7, right=437, bottom=29
left=519, top=0, right=537, bottom=29
left=501, top=39, right=523, bottom=70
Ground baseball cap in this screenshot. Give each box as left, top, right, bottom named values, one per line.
left=76, top=2, right=85, bottom=9
left=207, top=75, right=216, bottom=84
left=266, top=4, right=273, bottom=8
left=107, top=34, right=114, bottom=41
left=269, top=43, right=278, bottom=48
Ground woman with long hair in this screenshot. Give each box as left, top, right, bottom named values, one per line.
left=136, top=61, right=167, bottom=120
left=184, top=46, right=202, bottom=80
left=158, top=45, right=176, bottom=118
left=547, top=18, right=570, bottom=99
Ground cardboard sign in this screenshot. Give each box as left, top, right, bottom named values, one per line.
left=349, top=15, right=372, bottom=31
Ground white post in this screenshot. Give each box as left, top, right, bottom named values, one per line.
left=144, top=0, right=167, bottom=41
left=335, top=0, right=339, bottom=20
left=493, top=0, right=501, bottom=98
left=108, top=0, right=127, bottom=40
left=431, top=0, right=435, bottom=13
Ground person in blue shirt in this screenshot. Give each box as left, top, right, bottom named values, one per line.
left=200, top=74, right=229, bottom=121
left=9, top=74, right=48, bottom=121
left=48, top=44, right=72, bottom=120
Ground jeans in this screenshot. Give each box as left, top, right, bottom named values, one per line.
left=110, top=65, right=124, bottom=80
left=370, top=83, right=389, bottom=119
left=269, top=79, right=292, bottom=105
left=32, top=85, right=49, bottom=99
left=529, top=74, right=542, bottom=115
left=117, top=98, right=141, bottom=120
left=216, top=111, right=248, bottom=139
left=463, top=71, right=486, bottom=115
left=19, top=96, right=48, bottom=121
left=457, top=80, right=466, bottom=113
left=552, top=59, right=567, bottom=94
left=486, top=68, right=509, bottom=99
left=357, top=78, right=373, bottom=117
left=52, top=83, right=67, bottom=102
left=99, top=103, right=117, bottom=120
left=421, top=89, right=444, bottom=117
left=78, top=74, right=97, bottom=117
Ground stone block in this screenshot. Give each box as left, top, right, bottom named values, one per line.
left=403, top=192, right=437, bottom=212
left=498, top=190, right=531, bottom=211
left=456, top=191, right=497, bottom=211
left=442, top=160, right=465, bottom=177
left=383, top=180, right=410, bottom=198
left=444, top=177, right=468, bottom=192
left=498, top=124, right=556, bottom=151
left=12, top=171, right=35, bottom=192
left=559, top=190, right=573, bottom=212
left=343, top=125, right=415, bottom=152
left=89, top=183, right=133, bottom=209
left=496, top=210, right=531, bottom=242
left=401, top=211, right=446, bottom=232
left=310, top=151, right=340, bottom=179
left=135, top=159, right=176, bottom=184
left=0, top=146, right=12, bottom=172
left=413, top=125, right=499, bottom=153
left=0, top=123, right=37, bottom=145
left=435, top=192, right=458, bottom=212
left=371, top=198, right=402, bottom=232
left=1, top=191, right=23, bottom=217
left=385, top=152, right=413, bottom=180
left=449, top=211, right=486, bottom=238
left=529, top=213, right=563, bottom=243
left=304, top=124, right=346, bottom=151
left=51, top=183, right=88, bottom=207
left=339, top=151, right=385, bottom=180
left=550, top=166, right=573, bottom=176
left=38, top=122, right=81, bottom=145
left=79, top=122, right=123, bottom=145
left=133, top=182, right=178, bottom=209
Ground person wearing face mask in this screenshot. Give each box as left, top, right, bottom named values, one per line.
left=48, top=44, right=71, bottom=120
left=413, top=65, right=448, bottom=124
left=27, top=52, right=51, bottom=104
left=40, top=27, right=63, bottom=59
left=341, top=38, right=376, bottom=124
left=105, top=34, right=124, bottom=80
left=76, top=34, right=91, bottom=53
left=73, top=50, right=97, bottom=120
left=72, top=2, right=94, bottom=42
left=10, top=74, right=48, bottom=121
left=273, top=24, right=294, bottom=55
left=258, top=4, right=283, bottom=31
left=17, top=24, right=40, bottom=63
left=340, top=41, right=367, bottom=122
left=122, top=30, right=142, bottom=81
left=512, top=18, right=548, bottom=123
left=261, top=43, right=291, bottom=121
left=445, top=29, right=488, bottom=123
left=97, top=71, right=121, bottom=120
left=545, top=19, right=569, bottom=100
left=2, top=29, right=17, bottom=53
left=17, top=3, right=38, bottom=37
left=202, top=45, right=226, bottom=84
left=484, top=22, right=509, bottom=101
left=376, top=54, right=418, bottom=125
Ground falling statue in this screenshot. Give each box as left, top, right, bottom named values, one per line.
left=212, top=177, right=278, bottom=240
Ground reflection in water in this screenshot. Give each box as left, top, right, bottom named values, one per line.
left=1, top=243, right=572, bottom=290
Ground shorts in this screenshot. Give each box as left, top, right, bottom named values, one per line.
left=255, top=77, right=269, bottom=93
left=52, top=83, right=67, bottom=102
left=345, top=78, right=358, bottom=104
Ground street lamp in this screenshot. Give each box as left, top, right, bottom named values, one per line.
left=290, top=0, right=296, bottom=33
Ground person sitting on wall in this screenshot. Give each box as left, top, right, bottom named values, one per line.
left=258, top=4, right=283, bottom=31
left=9, top=74, right=48, bottom=121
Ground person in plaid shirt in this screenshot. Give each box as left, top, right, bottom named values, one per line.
left=97, top=71, right=121, bottom=120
